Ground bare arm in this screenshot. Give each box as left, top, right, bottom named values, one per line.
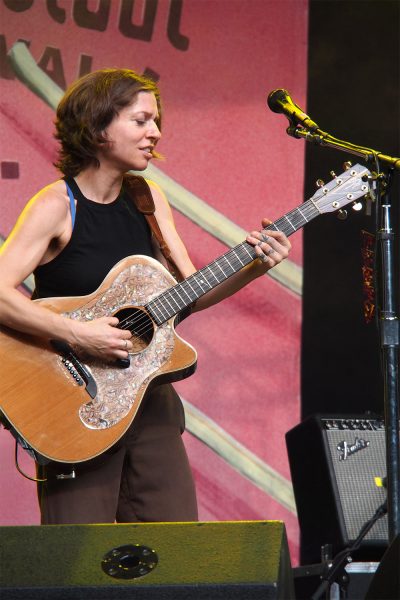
left=148, top=181, right=292, bottom=312
left=0, top=183, right=131, bottom=360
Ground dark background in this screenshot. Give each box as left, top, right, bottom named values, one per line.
left=302, top=0, right=400, bottom=419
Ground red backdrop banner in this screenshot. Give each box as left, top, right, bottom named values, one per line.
left=0, top=0, right=308, bottom=563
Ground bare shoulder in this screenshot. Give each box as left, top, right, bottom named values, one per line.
left=27, top=179, right=69, bottom=217
left=5, top=179, right=71, bottom=250
left=145, top=179, right=172, bottom=218
left=145, top=178, right=164, bottom=198
left=0, top=179, right=73, bottom=283
left=18, top=180, right=70, bottom=234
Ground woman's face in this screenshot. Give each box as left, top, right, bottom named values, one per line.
left=99, top=91, right=161, bottom=172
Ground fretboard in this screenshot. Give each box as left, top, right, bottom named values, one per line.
left=147, top=197, right=320, bottom=325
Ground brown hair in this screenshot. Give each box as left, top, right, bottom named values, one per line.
left=54, top=68, right=161, bottom=176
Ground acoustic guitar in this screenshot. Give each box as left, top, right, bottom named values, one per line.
left=0, top=164, right=371, bottom=463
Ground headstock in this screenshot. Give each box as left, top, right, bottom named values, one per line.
left=311, top=163, right=371, bottom=215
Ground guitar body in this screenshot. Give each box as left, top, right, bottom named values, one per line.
left=0, top=164, right=371, bottom=465
left=0, top=255, right=197, bottom=463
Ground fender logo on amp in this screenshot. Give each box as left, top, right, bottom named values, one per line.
left=337, top=438, right=370, bottom=461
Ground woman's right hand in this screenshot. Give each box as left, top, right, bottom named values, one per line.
left=70, top=316, right=133, bottom=360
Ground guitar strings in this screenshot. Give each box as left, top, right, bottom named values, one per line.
left=112, top=200, right=320, bottom=342
left=110, top=200, right=320, bottom=342
left=112, top=246, right=261, bottom=339
left=116, top=176, right=364, bottom=341
left=113, top=244, right=258, bottom=340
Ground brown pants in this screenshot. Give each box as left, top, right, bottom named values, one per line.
left=37, top=384, right=198, bottom=524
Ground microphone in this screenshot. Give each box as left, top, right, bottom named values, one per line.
left=267, top=89, right=319, bottom=131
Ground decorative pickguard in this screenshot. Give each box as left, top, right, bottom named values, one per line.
left=63, top=262, right=175, bottom=430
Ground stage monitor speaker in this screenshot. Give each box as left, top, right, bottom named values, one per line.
left=286, top=414, right=390, bottom=564
left=0, top=520, right=294, bottom=599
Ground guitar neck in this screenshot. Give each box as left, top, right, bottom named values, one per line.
left=147, top=197, right=320, bottom=325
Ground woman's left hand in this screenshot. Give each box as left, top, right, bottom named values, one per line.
left=246, top=218, right=292, bottom=268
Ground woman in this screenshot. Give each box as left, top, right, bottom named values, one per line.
left=0, top=69, right=291, bottom=524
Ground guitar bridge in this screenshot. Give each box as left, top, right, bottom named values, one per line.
left=50, top=340, right=97, bottom=399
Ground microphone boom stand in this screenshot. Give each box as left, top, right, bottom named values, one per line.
left=311, top=500, right=388, bottom=600
left=291, top=124, right=400, bottom=543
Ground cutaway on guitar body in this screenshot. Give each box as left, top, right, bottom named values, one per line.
left=0, top=256, right=197, bottom=463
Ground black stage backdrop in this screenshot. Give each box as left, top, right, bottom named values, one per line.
left=302, top=0, right=400, bottom=418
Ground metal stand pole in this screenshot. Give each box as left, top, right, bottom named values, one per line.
left=289, top=126, right=400, bottom=541
left=377, top=170, right=400, bottom=541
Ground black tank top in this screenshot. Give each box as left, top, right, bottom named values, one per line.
left=33, top=177, right=154, bottom=298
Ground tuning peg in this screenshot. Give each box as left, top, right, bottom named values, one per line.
left=343, top=161, right=352, bottom=170
left=330, top=171, right=337, bottom=178
left=316, top=179, right=325, bottom=188
left=352, top=202, right=363, bottom=211
left=337, top=209, right=348, bottom=220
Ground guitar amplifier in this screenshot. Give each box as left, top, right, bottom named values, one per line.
left=286, top=415, right=390, bottom=564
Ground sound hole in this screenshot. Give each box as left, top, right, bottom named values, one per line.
left=115, top=307, right=155, bottom=354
